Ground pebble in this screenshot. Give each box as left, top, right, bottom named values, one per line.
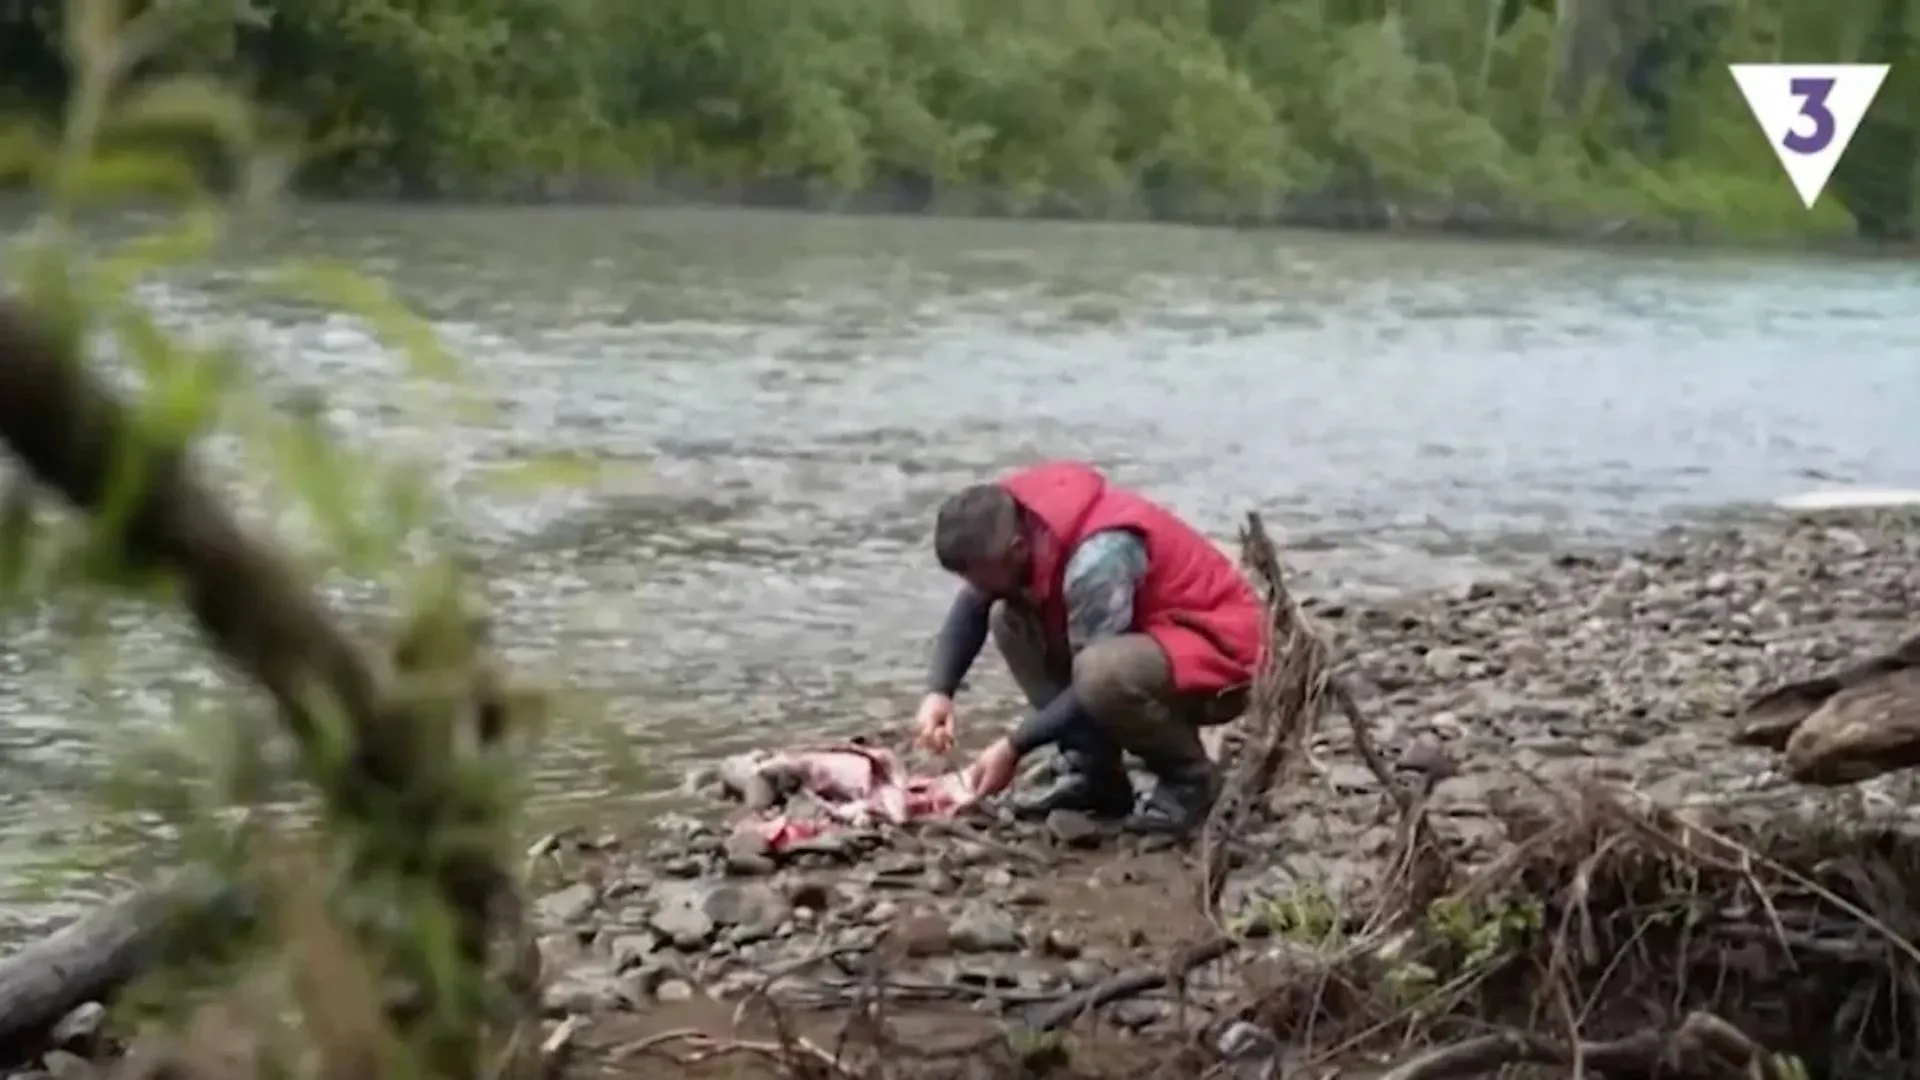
left=722, top=830, right=778, bottom=874
left=1045, top=810, right=1106, bottom=847
left=655, top=978, right=696, bottom=1003
left=890, top=911, right=952, bottom=958
left=48, top=1003, right=103, bottom=1052
left=609, top=933, right=660, bottom=971
left=534, top=882, right=599, bottom=927
left=948, top=904, right=1023, bottom=953
left=42, top=1053, right=91, bottom=1080
left=541, top=964, right=631, bottom=1015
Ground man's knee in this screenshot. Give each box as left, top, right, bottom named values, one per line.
left=1075, top=637, right=1212, bottom=769
left=1071, top=636, right=1172, bottom=723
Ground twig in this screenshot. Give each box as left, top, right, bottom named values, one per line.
left=614, top=1028, right=848, bottom=1074
left=539, top=1016, right=582, bottom=1058
left=1376, top=1011, right=1787, bottom=1080
left=1022, top=935, right=1237, bottom=1032
left=610, top=1027, right=711, bottom=1059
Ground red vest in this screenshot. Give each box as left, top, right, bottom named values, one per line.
left=1000, top=461, right=1265, bottom=693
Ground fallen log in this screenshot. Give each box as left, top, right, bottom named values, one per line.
left=0, top=875, right=247, bottom=1061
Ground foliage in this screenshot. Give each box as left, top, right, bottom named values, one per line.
left=0, top=0, right=556, bottom=1076
left=0, top=0, right=1915, bottom=236
left=1236, top=884, right=1547, bottom=1014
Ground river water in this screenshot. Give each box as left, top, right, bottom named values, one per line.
left=0, top=205, right=1916, bottom=921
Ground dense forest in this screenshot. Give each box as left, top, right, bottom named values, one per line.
left=0, top=0, right=1915, bottom=238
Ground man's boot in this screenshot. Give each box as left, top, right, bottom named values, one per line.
left=1124, top=759, right=1220, bottom=837
left=1013, top=748, right=1135, bottom=820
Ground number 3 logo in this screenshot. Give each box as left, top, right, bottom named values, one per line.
left=1784, top=76, right=1837, bottom=155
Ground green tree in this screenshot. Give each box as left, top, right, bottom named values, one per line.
left=7, top=0, right=1916, bottom=240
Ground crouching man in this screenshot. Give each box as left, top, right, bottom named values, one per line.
left=912, top=461, right=1264, bottom=835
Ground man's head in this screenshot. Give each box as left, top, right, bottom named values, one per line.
left=933, top=484, right=1029, bottom=597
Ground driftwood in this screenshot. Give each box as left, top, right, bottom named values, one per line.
left=0, top=878, right=246, bottom=1060
left=0, top=296, right=539, bottom=1075
left=1199, top=513, right=1417, bottom=921
left=1735, top=630, right=1920, bottom=784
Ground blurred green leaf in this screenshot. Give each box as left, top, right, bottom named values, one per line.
left=108, top=74, right=256, bottom=152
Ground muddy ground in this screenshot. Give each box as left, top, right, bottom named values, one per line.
left=504, top=508, right=1920, bottom=1078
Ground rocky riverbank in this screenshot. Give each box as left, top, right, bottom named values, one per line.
left=515, top=507, right=1920, bottom=1077
left=6, top=507, right=1919, bottom=1080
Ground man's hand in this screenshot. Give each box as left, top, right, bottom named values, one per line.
left=914, top=692, right=957, bottom=753
left=966, top=737, right=1021, bottom=798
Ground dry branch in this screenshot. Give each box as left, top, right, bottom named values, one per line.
left=1199, top=512, right=1334, bottom=918
left=1201, top=512, right=1421, bottom=923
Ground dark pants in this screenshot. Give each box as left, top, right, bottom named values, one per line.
left=990, top=601, right=1246, bottom=771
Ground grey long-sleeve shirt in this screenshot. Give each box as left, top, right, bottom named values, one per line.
left=926, top=529, right=1148, bottom=754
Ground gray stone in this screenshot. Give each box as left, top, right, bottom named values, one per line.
left=40, top=1054, right=93, bottom=1080
left=1217, top=1020, right=1280, bottom=1060
left=622, top=958, right=672, bottom=998
left=49, top=1002, right=104, bottom=1050
left=1063, top=960, right=1106, bottom=987
left=723, top=830, right=777, bottom=875
left=534, top=882, right=600, bottom=927
left=541, top=962, right=633, bottom=1015
left=538, top=930, right=589, bottom=972
left=948, top=904, right=1023, bottom=953
left=1108, top=1000, right=1169, bottom=1030
left=725, top=854, right=777, bottom=876
left=609, top=933, right=662, bottom=971
left=650, top=902, right=715, bottom=948
left=1423, top=646, right=1469, bottom=680
left=649, top=880, right=791, bottom=948
left=1045, top=810, right=1105, bottom=847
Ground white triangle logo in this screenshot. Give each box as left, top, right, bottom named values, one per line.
left=1729, top=63, right=1889, bottom=208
